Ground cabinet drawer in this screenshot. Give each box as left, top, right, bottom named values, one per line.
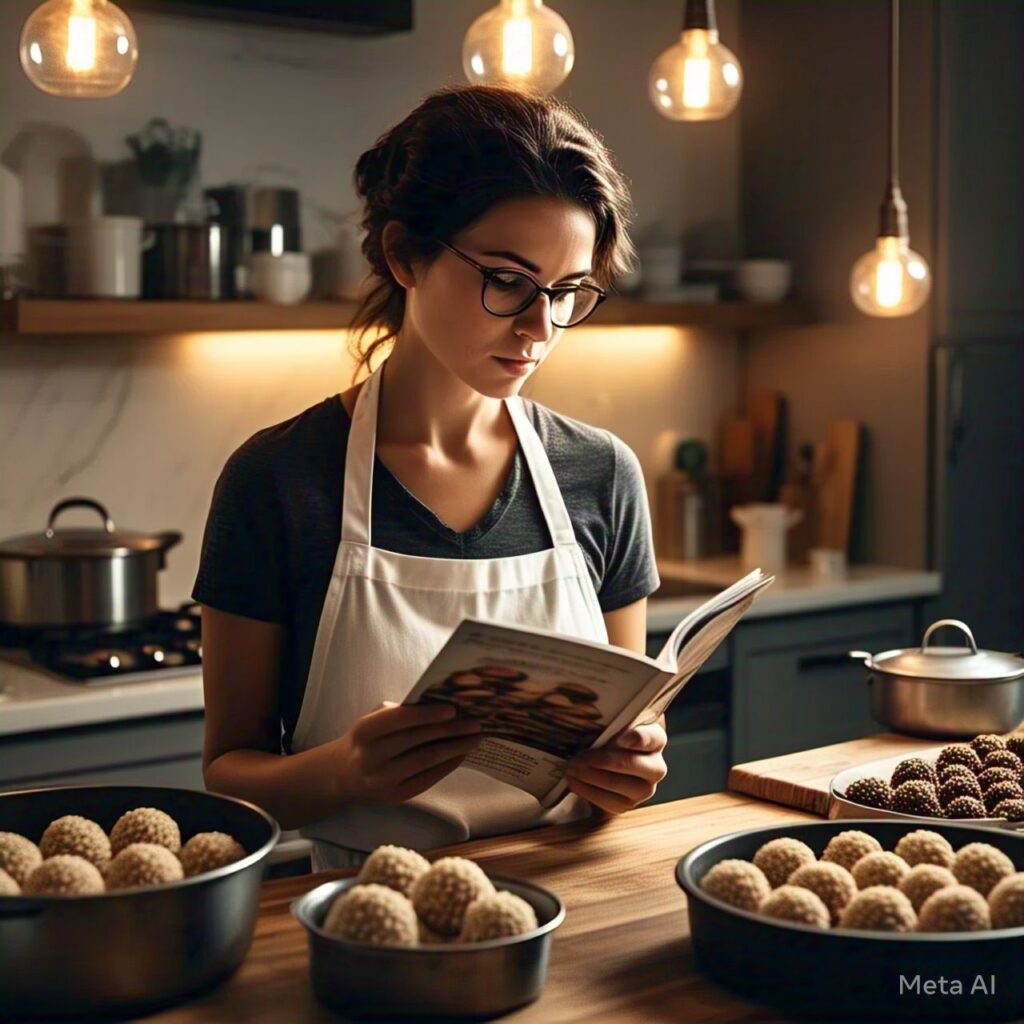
left=732, top=603, right=916, bottom=763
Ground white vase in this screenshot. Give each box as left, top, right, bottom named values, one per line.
left=730, top=503, right=803, bottom=573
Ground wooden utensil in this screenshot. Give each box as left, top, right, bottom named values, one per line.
left=815, top=419, right=862, bottom=552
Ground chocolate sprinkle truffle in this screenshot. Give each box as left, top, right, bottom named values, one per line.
left=852, top=851, right=910, bottom=889
left=822, top=831, right=882, bottom=872
left=919, top=885, right=991, bottom=932
left=978, top=767, right=1020, bottom=792
left=356, top=845, right=430, bottom=897
left=936, top=745, right=983, bottom=775
left=701, top=859, right=771, bottom=912
left=0, top=832, right=42, bottom=887
left=939, top=776, right=982, bottom=808
left=789, top=862, right=857, bottom=924
left=988, top=873, right=1024, bottom=929
left=891, top=780, right=942, bottom=817
left=993, top=799, right=1024, bottom=822
left=760, top=884, right=830, bottom=928
left=839, top=886, right=917, bottom=932
left=984, top=749, right=1022, bottom=773
left=971, top=734, right=1006, bottom=759
left=109, top=807, right=181, bottom=856
left=1004, top=734, right=1024, bottom=759
left=952, top=843, right=1015, bottom=897
left=39, top=815, right=112, bottom=871
left=891, top=758, right=938, bottom=788
left=753, top=838, right=816, bottom=888
left=843, top=777, right=892, bottom=810
left=25, top=854, right=105, bottom=896
left=945, top=796, right=987, bottom=819
left=899, top=864, right=957, bottom=912
left=939, top=763, right=976, bottom=785
left=894, top=830, right=955, bottom=869
left=983, top=780, right=1024, bottom=813
left=324, top=884, right=418, bottom=947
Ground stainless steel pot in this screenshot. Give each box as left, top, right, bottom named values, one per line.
left=0, top=497, right=182, bottom=628
left=850, top=618, right=1024, bottom=738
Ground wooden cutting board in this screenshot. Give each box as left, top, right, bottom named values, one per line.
left=747, top=389, right=785, bottom=502
left=815, top=419, right=862, bottom=551
left=728, top=733, right=944, bottom=816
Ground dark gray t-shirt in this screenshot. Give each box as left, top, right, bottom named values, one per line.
left=192, top=394, right=660, bottom=754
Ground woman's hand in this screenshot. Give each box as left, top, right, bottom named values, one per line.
left=563, top=719, right=668, bottom=815
left=330, top=702, right=482, bottom=807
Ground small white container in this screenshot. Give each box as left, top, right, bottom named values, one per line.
left=67, top=216, right=147, bottom=298
left=730, top=502, right=802, bottom=573
left=735, top=259, right=792, bottom=303
left=249, top=251, right=312, bottom=305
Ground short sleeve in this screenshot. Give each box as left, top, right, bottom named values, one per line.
left=191, top=438, right=287, bottom=623
left=597, top=434, right=661, bottom=611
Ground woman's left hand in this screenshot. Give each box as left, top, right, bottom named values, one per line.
left=563, top=718, right=668, bottom=815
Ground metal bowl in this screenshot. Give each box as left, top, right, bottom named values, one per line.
left=291, top=874, right=564, bottom=1019
left=677, top=820, right=1024, bottom=1021
left=0, top=784, right=279, bottom=1019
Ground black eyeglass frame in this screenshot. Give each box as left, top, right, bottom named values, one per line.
left=438, top=241, right=607, bottom=328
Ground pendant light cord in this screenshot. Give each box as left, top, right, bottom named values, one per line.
left=889, top=0, right=900, bottom=188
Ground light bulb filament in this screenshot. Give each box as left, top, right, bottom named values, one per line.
left=875, top=259, right=904, bottom=307
left=502, top=17, right=532, bottom=75
left=66, top=14, right=97, bottom=72
left=683, top=58, right=711, bottom=108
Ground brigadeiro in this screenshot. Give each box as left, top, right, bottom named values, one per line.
left=0, top=831, right=42, bottom=887
left=890, top=758, right=938, bottom=788
left=839, top=886, right=917, bottom=932
left=24, top=854, right=105, bottom=896
left=822, top=830, right=882, bottom=872
left=970, top=734, right=1006, bottom=759
left=983, top=780, right=1024, bottom=813
left=39, top=815, right=112, bottom=871
left=993, top=799, right=1024, bottom=822
left=891, top=780, right=942, bottom=817
left=700, top=859, right=771, bottom=911
left=356, top=845, right=430, bottom=897
left=852, top=851, right=910, bottom=889
left=939, top=776, right=982, bottom=809
left=952, top=842, right=1015, bottom=897
left=788, top=862, right=857, bottom=924
left=899, top=864, right=957, bottom=912
left=983, top=749, right=1022, bottom=774
left=935, top=745, right=983, bottom=775
left=752, top=837, right=816, bottom=888
left=945, top=796, right=987, bottom=819
left=894, top=829, right=955, bottom=869
left=1004, top=734, right=1024, bottom=759
left=843, top=777, right=892, bottom=810
left=919, top=885, right=991, bottom=931
left=759, top=885, right=830, bottom=928
left=109, top=807, right=181, bottom=856
left=989, top=873, right=1024, bottom=929
left=978, top=767, right=1020, bottom=792
left=323, top=884, right=419, bottom=947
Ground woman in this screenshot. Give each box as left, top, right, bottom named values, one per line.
left=194, top=86, right=667, bottom=870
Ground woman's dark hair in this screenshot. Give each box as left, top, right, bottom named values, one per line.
left=349, top=85, right=636, bottom=379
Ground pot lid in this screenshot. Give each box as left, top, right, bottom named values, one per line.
left=869, top=619, right=1024, bottom=683
left=0, top=498, right=180, bottom=559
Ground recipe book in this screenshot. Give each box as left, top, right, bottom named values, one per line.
left=403, top=568, right=774, bottom=808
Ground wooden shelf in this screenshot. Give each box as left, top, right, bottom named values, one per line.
left=0, top=297, right=810, bottom=335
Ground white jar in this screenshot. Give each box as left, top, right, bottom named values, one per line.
left=248, top=251, right=311, bottom=305
left=67, top=216, right=146, bottom=298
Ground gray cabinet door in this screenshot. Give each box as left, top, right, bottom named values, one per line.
left=732, top=604, right=916, bottom=763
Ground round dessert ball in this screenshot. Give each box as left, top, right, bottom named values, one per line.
left=24, top=854, right=104, bottom=896
left=983, top=780, right=1024, bottom=813
left=109, top=807, right=181, bottom=856
left=984, top=749, right=1022, bottom=774
left=843, top=777, right=892, bottom=810
left=411, top=857, right=495, bottom=938
left=936, top=745, right=983, bottom=775
left=993, top=799, right=1024, bottom=822
left=978, top=767, right=1020, bottom=792
left=971, top=733, right=1006, bottom=759
left=1004, top=734, right=1024, bottom=759
left=356, top=845, right=430, bottom=897
left=919, top=884, right=991, bottom=932
left=822, top=830, right=882, bottom=872
left=891, top=780, right=942, bottom=817
left=894, top=830, right=955, bottom=868
left=0, top=867, right=21, bottom=896
left=759, top=884, right=830, bottom=928
left=945, top=796, right=987, bottom=819
left=899, top=864, right=957, bottom=912
left=0, top=831, right=42, bottom=886
left=179, top=832, right=246, bottom=878
left=839, top=885, right=917, bottom=932
left=952, top=842, right=1015, bottom=897
left=852, top=851, right=910, bottom=889
left=939, top=763, right=976, bottom=785
left=988, top=873, right=1024, bottom=929
left=459, top=890, right=538, bottom=941
left=752, top=838, right=816, bottom=888
left=788, top=861, right=856, bottom=924
left=39, top=815, right=111, bottom=871
left=891, top=758, right=938, bottom=788
left=323, top=883, right=418, bottom=947
left=701, top=859, right=771, bottom=912
left=939, top=776, right=982, bottom=808
left=105, top=842, right=184, bottom=890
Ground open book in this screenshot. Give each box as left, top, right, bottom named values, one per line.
left=403, top=569, right=774, bottom=808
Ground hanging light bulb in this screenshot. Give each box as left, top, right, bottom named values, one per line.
left=20, top=0, right=138, bottom=98
left=849, top=0, right=930, bottom=316
left=463, top=0, right=574, bottom=96
left=649, top=0, right=742, bottom=121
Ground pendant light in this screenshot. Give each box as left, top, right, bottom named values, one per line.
left=20, top=0, right=138, bottom=98
left=849, top=0, right=930, bottom=316
left=463, top=0, right=574, bottom=96
left=649, top=0, right=742, bottom=121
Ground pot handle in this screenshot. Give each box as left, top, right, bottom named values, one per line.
left=920, top=619, right=979, bottom=655
left=849, top=650, right=874, bottom=670
left=156, top=529, right=183, bottom=568
left=45, top=497, right=115, bottom=538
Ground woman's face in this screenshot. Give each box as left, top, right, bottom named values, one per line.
left=397, top=196, right=597, bottom=398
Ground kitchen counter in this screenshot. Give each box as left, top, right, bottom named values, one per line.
left=143, top=791, right=816, bottom=1023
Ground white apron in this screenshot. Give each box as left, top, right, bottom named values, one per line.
left=291, top=359, right=608, bottom=871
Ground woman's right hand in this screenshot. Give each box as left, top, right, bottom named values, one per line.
left=330, top=702, right=482, bottom=806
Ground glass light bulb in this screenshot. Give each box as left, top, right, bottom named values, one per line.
left=20, top=0, right=138, bottom=98
left=648, top=29, right=743, bottom=121
left=849, top=235, right=931, bottom=316
left=463, top=0, right=574, bottom=96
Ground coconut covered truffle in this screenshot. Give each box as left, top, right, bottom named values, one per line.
left=323, top=883, right=418, bottom=947
left=839, top=886, right=917, bottom=932
left=24, top=854, right=104, bottom=896
left=179, top=832, right=246, bottom=878
left=701, top=859, right=771, bottom=912
left=822, top=830, right=882, bottom=872
left=952, top=842, right=1015, bottom=897
left=105, top=843, right=184, bottom=890
left=843, top=777, right=892, bottom=810
left=899, top=864, right=957, bottom=912
left=919, top=885, right=991, bottom=932
left=971, top=734, right=1006, bottom=759
left=894, top=830, right=955, bottom=869
left=988, top=873, right=1024, bottom=929
left=0, top=866, right=21, bottom=896
left=946, top=796, right=987, bottom=819
left=852, top=851, right=910, bottom=889
left=891, top=780, right=941, bottom=817
left=891, top=758, right=938, bottom=788
left=39, top=815, right=112, bottom=870
left=788, top=861, right=857, bottom=924
left=0, top=831, right=42, bottom=886
left=759, top=885, right=830, bottom=928
left=356, top=845, right=431, bottom=897
left=752, top=837, right=816, bottom=888
left=411, top=857, right=495, bottom=938
left=459, top=891, right=538, bottom=941
left=936, top=745, right=983, bottom=775
left=109, top=807, right=181, bottom=856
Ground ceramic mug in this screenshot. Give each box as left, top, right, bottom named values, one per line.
left=735, top=259, right=792, bottom=303
left=248, top=251, right=312, bottom=305
left=67, top=216, right=148, bottom=298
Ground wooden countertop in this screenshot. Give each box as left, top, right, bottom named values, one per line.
left=148, top=793, right=816, bottom=1023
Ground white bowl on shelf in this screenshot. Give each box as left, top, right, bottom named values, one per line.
left=735, top=259, right=792, bottom=303
left=248, top=252, right=312, bottom=305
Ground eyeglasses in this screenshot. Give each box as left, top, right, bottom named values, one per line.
left=439, top=241, right=606, bottom=328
